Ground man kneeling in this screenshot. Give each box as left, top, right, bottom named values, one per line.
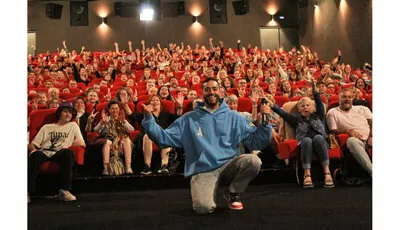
left=141, top=78, right=272, bottom=214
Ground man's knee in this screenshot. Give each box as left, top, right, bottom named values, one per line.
left=346, top=137, right=361, bottom=149
left=241, top=154, right=262, bottom=171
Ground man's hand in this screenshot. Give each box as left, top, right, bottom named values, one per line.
left=128, top=41, right=132, bottom=45
left=348, top=130, right=362, bottom=139
left=72, top=139, right=84, bottom=147
left=272, top=129, right=280, bottom=143
left=142, top=104, right=154, bottom=115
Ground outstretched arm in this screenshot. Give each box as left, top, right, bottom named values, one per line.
left=141, top=104, right=183, bottom=149
left=241, top=114, right=272, bottom=151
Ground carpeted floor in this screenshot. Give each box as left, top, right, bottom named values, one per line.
left=28, top=184, right=371, bottom=230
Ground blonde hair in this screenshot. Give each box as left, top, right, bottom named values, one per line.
left=225, top=94, right=238, bottom=104
left=296, top=97, right=316, bottom=113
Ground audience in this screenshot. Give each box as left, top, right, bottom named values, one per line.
left=27, top=39, right=372, bottom=184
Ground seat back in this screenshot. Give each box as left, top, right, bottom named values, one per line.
left=29, top=108, right=58, bottom=142
left=274, top=96, right=290, bottom=107
left=279, top=100, right=323, bottom=141
left=237, top=97, right=252, bottom=113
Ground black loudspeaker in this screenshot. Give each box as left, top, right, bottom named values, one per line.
left=232, top=0, right=248, bottom=15
left=45, top=3, right=63, bottom=19
left=70, top=1, right=89, bottom=26
left=298, top=0, right=309, bottom=8
left=177, top=1, right=185, bottom=15
left=115, top=2, right=137, bottom=17
left=209, top=0, right=227, bottom=24
left=241, top=0, right=249, bottom=13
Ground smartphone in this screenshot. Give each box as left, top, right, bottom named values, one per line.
left=260, top=98, right=268, bottom=105
left=365, top=65, right=372, bottom=71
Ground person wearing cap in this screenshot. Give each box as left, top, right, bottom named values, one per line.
left=28, top=102, right=85, bottom=203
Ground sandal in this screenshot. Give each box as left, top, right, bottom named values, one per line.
left=303, top=175, right=314, bottom=188
left=324, top=173, right=335, bottom=188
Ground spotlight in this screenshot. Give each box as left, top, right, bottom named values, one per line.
left=101, top=17, right=108, bottom=24
left=140, top=7, right=154, bottom=21
left=192, top=16, right=198, bottom=23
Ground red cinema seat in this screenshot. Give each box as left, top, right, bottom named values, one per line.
left=274, top=96, right=290, bottom=107
left=237, top=97, right=253, bottom=113
left=29, top=109, right=85, bottom=174
left=276, top=101, right=342, bottom=184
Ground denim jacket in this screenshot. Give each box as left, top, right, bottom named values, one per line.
left=272, top=92, right=328, bottom=143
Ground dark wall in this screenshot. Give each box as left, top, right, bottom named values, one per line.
left=28, top=0, right=273, bottom=53
left=28, top=0, right=372, bottom=67
left=298, top=0, right=372, bottom=68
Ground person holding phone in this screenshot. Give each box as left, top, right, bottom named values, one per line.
left=141, top=78, right=272, bottom=214
left=263, top=79, right=334, bottom=188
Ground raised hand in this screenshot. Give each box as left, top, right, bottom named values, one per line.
left=101, top=109, right=108, bottom=123
left=338, top=49, right=342, bottom=56
left=131, top=89, right=138, bottom=102
left=175, top=93, right=185, bottom=107
left=141, top=40, right=145, bottom=45
left=237, top=39, right=241, bottom=43
left=249, top=91, right=259, bottom=104
left=142, top=103, right=154, bottom=115
left=119, top=109, right=126, bottom=123
left=88, top=110, right=99, bottom=123
left=128, top=41, right=132, bottom=45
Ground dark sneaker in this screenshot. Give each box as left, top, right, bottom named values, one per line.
left=223, top=191, right=243, bottom=210
left=157, top=164, right=169, bottom=174
left=141, top=165, right=152, bottom=175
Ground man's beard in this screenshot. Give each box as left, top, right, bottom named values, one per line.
left=340, top=101, right=352, bottom=111
left=204, top=93, right=220, bottom=106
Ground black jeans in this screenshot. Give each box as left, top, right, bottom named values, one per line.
left=28, top=148, right=74, bottom=194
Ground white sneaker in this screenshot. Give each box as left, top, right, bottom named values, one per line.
left=59, top=189, right=76, bottom=202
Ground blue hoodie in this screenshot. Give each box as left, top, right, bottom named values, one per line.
left=142, top=99, right=272, bottom=177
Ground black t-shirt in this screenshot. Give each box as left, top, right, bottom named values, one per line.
left=128, top=111, right=179, bottom=132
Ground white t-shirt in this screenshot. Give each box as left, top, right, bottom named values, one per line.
left=31, top=122, right=84, bottom=157
left=326, top=106, right=372, bottom=141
